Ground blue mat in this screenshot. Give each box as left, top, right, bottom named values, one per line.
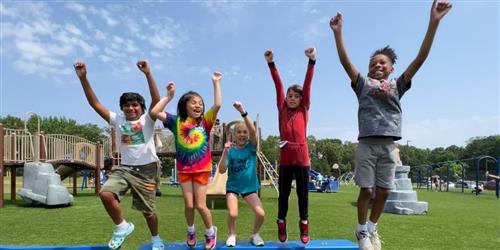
left=0, top=245, right=107, bottom=250
left=139, top=240, right=358, bottom=250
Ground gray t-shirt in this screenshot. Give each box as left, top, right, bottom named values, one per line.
left=352, top=74, right=411, bottom=140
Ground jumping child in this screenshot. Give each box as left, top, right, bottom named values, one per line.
left=74, top=60, right=164, bottom=250
left=218, top=101, right=266, bottom=247
left=264, top=47, right=316, bottom=244
left=330, top=1, right=452, bottom=249
left=150, top=72, right=222, bottom=250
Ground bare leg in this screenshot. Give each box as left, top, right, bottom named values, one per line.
left=181, top=181, right=195, bottom=226
left=244, top=193, right=265, bottom=234
left=369, top=187, right=390, bottom=223
left=193, top=182, right=213, bottom=228
left=100, top=191, right=123, bottom=225
left=143, top=212, right=159, bottom=236
left=357, top=187, right=373, bottom=224
left=226, top=193, right=239, bottom=235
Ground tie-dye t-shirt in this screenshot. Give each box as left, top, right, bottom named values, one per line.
left=163, top=108, right=216, bottom=173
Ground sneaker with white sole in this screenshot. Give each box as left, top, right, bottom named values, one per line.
left=355, top=230, right=374, bottom=250
left=369, top=230, right=382, bottom=250
left=250, top=233, right=264, bottom=246
left=204, top=226, right=218, bottom=250
left=226, top=234, right=236, bottom=247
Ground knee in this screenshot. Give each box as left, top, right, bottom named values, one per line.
left=359, top=188, right=373, bottom=198
left=228, top=211, right=238, bottom=220
left=194, top=203, right=208, bottom=212
left=143, top=212, right=156, bottom=219
left=256, top=208, right=265, bottom=220
left=185, top=203, right=195, bottom=211
left=99, top=191, right=114, bottom=202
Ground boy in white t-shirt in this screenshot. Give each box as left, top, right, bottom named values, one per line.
left=74, top=60, right=164, bottom=250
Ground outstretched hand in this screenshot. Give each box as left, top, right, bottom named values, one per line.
left=166, top=81, right=175, bottom=99
left=305, top=47, right=316, bottom=61
left=74, top=61, right=87, bottom=78
left=329, top=12, right=342, bottom=32
left=233, top=101, right=245, bottom=114
left=264, top=49, right=274, bottom=63
left=137, top=60, right=150, bottom=74
left=431, top=0, right=452, bottom=22
left=212, top=71, right=223, bottom=82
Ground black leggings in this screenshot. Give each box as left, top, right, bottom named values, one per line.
left=278, top=165, right=310, bottom=221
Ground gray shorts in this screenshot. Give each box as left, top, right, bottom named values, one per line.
left=354, top=138, right=397, bottom=189
left=101, top=162, right=159, bottom=213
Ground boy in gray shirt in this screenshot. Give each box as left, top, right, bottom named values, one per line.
left=330, top=1, right=452, bottom=249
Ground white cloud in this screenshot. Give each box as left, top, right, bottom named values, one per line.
left=95, top=30, right=106, bottom=40
left=65, top=2, right=85, bottom=13
left=65, top=23, right=82, bottom=36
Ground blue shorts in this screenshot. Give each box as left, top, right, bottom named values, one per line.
left=226, top=190, right=257, bottom=198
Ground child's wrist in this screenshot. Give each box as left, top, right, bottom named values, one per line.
left=241, top=111, right=248, bottom=117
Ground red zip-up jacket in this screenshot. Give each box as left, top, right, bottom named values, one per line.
left=268, top=59, right=315, bottom=167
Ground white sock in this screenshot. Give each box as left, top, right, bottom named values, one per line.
left=205, top=226, right=215, bottom=236
left=116, top=220, right=129, bottom=232
left=356, top=223, right=368, bottom=232
left=301, top=220, right=308, bottom=224
left=277, top=219, right=285, bottom=223
left=151, top=235, right=161, bottom=242
left=187, top=224, right=195, bottom=233
left=367, top=220, right=377, bottom=233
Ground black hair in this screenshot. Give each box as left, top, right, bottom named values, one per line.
left=370, top=45, right=398, bottom=65
left=286, top=84, right=303, bottom=96
left=119, top=92, right=146, bottom=112
left=177, top=91, right=204, bottom=122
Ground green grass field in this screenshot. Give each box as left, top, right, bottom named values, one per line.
left=1, top=179, right=499, bottom=250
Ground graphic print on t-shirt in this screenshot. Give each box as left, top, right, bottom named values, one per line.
left=367, top=79, right=396, bottom=99
left=120, top=121, right=145, bottom=145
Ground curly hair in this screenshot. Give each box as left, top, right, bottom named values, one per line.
left=370, top=45, right=398, bottom=65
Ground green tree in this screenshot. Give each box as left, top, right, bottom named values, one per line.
left=261, top=135, right=280, bottom=165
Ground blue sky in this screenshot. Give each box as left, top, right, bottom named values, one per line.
left=1, top=0, right=498, bottom=149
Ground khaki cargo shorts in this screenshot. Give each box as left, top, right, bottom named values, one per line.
left=101, top=162, right=159, bottom=213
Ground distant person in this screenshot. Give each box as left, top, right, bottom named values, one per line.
left=486, top=171, right=500, bottom=181
left=212, top=119, right=222, bottom=150
left=74, top=60, right=164, bottom=250
left=265, top=47, right=316, bottom=244
left=150, top=71, right=222, bottom=250
left=218, top=101, right=265, bottom=247
left=329, top=1, right=452, bottom=249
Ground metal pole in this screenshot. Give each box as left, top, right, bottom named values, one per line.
left=475, top=158, right=480, bottom=196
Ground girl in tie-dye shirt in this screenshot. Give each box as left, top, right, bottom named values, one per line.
left=151, top=71, right=222, bottom=250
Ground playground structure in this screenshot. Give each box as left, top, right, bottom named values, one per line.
left=1, top=115, right=280, bottom=208
left=412, top=156, right=500, bottom=198
left=0, top=124, right=108, bottom=208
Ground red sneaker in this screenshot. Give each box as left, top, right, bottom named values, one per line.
left=299, top=220, right=310, bottom=244
left=277, top=220, right=287, bottom=243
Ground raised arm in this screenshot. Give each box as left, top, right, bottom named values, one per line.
left=210, top=71, right=223, bottom=115
left=74, top=61, right=110, bottom=122
left=302, top=48, right=316, bottom=109
left=150, top=82, right=175, bottom=122
left=402, top=0, right=452, bottom=82
left=233, top=101, right=257, bottom=146
left=137, top=60, right=161, bottom=112
left=218, top=141, right=232, bottom=174
left=330, top=12, right=359, bottom=85
left=264, top=49, right=285, bottom=106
